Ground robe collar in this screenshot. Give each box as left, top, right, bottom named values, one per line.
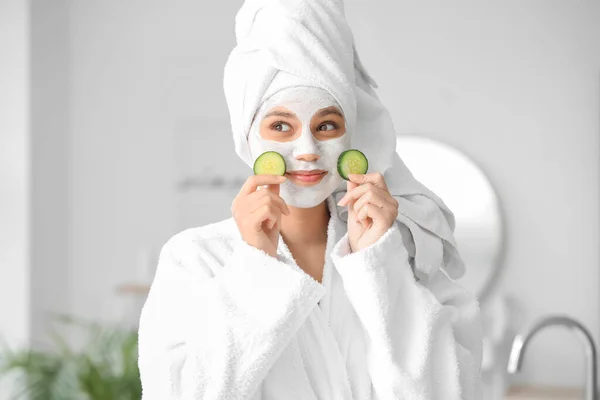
left=276, top=194, right=346, bottom=323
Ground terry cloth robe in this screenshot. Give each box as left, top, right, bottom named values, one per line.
left=137, top=194, right=483, bottom=400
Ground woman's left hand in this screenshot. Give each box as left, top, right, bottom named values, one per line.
left=337, top=172, right=399, bottom=253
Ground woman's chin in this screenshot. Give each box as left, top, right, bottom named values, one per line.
left=281, top=194, right=327, bottom=209
left=280, top=186, right=338, bottom=209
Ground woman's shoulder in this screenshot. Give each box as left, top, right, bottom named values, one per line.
left=160, top=216, right=241, bottom=272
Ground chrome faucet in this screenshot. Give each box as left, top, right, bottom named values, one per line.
left=507, top=314, right=598, bottom=400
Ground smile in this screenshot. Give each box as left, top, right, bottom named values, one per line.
left=285, top=171, right=327, bottom=185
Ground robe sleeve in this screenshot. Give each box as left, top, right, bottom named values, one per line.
left=330, top=220, right=483, bottom=400
left=137, top=234, right=326, bottom=400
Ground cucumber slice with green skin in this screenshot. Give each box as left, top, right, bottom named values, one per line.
left=253, top=151, right=287, bottom=176
left=337, top=149, right=368, bottom=180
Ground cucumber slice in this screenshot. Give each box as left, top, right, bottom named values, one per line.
left=337, top=149, right=368, bottom=180
left=253, top=151, right=287, bottom=176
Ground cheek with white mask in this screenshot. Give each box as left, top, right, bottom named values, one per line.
left=247, top=88, right=351, bottom=208
left=251, top=132, right=350, bottom=209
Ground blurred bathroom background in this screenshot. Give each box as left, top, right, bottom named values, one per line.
left=1, top=0, right=599, bottom=398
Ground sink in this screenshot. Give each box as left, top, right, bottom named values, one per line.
left=507, top=315, right=597, bottom=400
left=506, top=385, right=583, bottom=400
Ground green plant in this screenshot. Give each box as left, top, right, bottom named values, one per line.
left=0, top=314, right=141, bottom=400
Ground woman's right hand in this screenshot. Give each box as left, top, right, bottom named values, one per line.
left=231, top=174, right=291, bottom=258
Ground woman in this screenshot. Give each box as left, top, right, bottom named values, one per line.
left=137, top=1, right=483, bottom=399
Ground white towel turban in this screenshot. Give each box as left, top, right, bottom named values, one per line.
left=223, top=0, right=466, bottom=283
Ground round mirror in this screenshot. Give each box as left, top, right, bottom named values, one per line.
left=396, top=135, right=505, bottom=303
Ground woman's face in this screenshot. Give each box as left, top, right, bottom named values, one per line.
left=248, top=86, right=351, bottom=208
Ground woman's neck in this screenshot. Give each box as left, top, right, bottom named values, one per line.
left=280, top=199, right=330, bottom=247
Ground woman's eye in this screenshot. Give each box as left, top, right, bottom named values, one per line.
left=272, top=122, right=292, bottom=132
left=318, top=122, right=337, bottom=131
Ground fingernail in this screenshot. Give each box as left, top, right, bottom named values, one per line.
left=278, top=175, right=286, bottom=181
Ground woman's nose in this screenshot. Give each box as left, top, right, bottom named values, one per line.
left=295, top=153, right=320, bottom=162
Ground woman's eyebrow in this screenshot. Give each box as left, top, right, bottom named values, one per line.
left=264, top=110, right=297, bottom=119
left=315, top=107, right=343, bottom=118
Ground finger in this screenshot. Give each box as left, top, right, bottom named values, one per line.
left=338, top=182, right=373, bottom=206
left=347, top=201, right=364, bottom=228
left=346, top=179, right=358, bottom=214
left=255, top=205, right=278, bottom=231
left=349, top=203, right=367, bottom=228
left=251, top=204, right=279, bottom=232
left=240, top=174, right=287, bottom=196
left=346, top=179, right=359, bottom=200
left=265, top=181, right=291, bottom=215
left=354, top=186, right=397, bottom=216
left=356, top=203, right=390, bottom=229
left=246, top=190, right=290, bottom=215
left=347, top=178, right=359, bottom=192
left=268, top=187, right=291, bottom=215
left=249, top=189, right=291, bottom=216
left=273, top=214, right=282, bottom=230
left=347, top=172, right=388, bottom=191
left=267, top=180, right=280, bottom=196
left=268, top=218, right=277, bottom=230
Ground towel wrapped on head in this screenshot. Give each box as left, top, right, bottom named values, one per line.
left=223, top=0, right=466, bottom=283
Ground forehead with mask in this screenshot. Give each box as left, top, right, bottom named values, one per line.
left=248, top=86, right=351, bottom=209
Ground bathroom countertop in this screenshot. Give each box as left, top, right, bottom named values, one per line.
left=506, top=385, right=583, bottom=399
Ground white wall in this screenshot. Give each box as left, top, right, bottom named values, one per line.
left=1, top=0, right=72, bottom=354
left=0, top=0, right=31, bottom=350
left=65, top=0, right=225, bottom=323
left=37, top=0, right=600, bottom=389
left=343, top=0, right=600, bottom=387
left=0, top=0, right=31, bottom=396
left=30, top=0, right=71, bottom=348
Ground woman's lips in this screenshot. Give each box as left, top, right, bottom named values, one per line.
left=286, top=171, right=327, bottom=184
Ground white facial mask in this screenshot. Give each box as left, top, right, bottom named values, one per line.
left=248, top=86, right=350, bottom=208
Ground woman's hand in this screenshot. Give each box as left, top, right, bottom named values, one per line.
left=337, top=173, right=399, bottom=253
left=231, top=174, right=291, bottom=258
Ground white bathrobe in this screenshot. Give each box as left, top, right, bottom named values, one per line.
left=137, top=194, right=483, bottom=400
